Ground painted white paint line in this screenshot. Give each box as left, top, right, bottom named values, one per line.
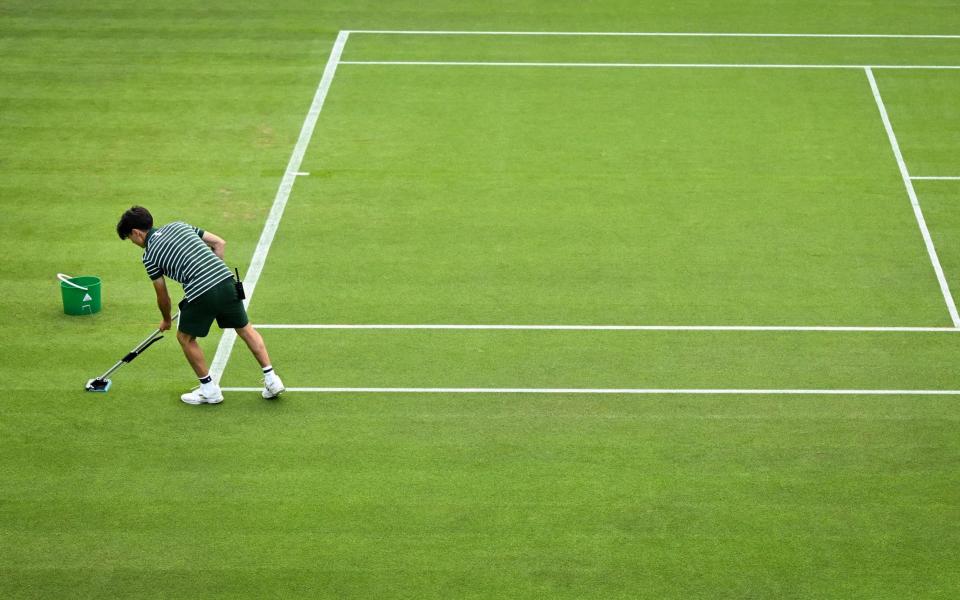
left=254, top=324, right=960, bottom=333
left=222, top=387, right=960, bottom=396
left=346, top=30, right=960, bottom=39
left=340, top=61, right=960, bottom=70
left=865, top=67, right=960, bottom=328
left=911, top=176, right=960, bottom=180
left=209, top=30, right=350, bottom=383
left=294, top=171, right=310, bottom=176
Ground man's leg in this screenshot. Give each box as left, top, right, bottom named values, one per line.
left=235, top=324, right=284, bottom=398
left=176, top=330, right=210, bottom=377
left=176, top=329, right=222, bottom=404
left=235, top=324, right=271, bottom=368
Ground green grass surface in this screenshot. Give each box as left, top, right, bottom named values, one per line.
left=230, top=329, right=960, bottom=390
left=3, top=394, right=958, bottom=598
left=2, top=2, right=960, bottom=598
left=257, top=64, right=949, bottom=326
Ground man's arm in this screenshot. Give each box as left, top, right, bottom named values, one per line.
left=201, top=231, right=226, bottom=260
left=152, top=277, right=173, bottom=331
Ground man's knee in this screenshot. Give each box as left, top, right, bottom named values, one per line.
left=176, top=331, right=195, bottom=346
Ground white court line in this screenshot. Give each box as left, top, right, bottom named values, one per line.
left=341, top=60, right=960, bottom=70
left=209, top=30, right=350, bottom=383
left=865, top=67, right=960, bottom=328
left=912, top=176, right=960, bottom=181
left=255, top=323, right=960, bottom=333
left=222, top=386, right=960, bottom=396
left=346, top=30, right=960, bottom=39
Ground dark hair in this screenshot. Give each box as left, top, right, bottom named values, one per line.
left=117, top=206, right=153, bottom=240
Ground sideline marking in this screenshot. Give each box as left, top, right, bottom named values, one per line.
left=209, top=30, right=350, bottom=383
left=341, top=61, right=960, bottom=70
left=912, top=176, right=960, bottom=181
left=254, top=323, right=960, bottom=333
left=865, top=67, right=960, bottom=328
left=223, top=387, right=960, bottom=396
left=346, top=30, right=960, bottom=39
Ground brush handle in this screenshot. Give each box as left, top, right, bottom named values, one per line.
left=122, top=335, right=165, bottom=363
left=92, top=311, right=182, bottom=381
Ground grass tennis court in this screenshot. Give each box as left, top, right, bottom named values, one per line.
left=3, top=3, right=960, bottom=598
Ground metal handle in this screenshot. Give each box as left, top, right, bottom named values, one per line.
left=57, top=273, right=88, bottom=291
left=92, top=311, right=182, bottom=381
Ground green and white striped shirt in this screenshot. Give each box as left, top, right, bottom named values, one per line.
left=142, top=222, right=233, bottom=302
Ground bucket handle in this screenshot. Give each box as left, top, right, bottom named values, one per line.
left=57, top=273, right=89, bottom=291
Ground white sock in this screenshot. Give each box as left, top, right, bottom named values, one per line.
left=199, top=375, right=219, bottom=394
left=263, top=366, right=278, bottom=384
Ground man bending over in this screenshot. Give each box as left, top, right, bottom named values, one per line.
left=117, top=206, right=284, bottom=405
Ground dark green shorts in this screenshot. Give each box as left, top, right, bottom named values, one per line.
left=178, top=277, right=248, bottom=337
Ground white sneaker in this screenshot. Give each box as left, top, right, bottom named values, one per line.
left=262, top=375, right=285, bottom=399
left=181, top=387, right=224, bottom=405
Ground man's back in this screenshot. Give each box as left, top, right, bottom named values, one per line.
left=142, top=221, right=232, bottom=302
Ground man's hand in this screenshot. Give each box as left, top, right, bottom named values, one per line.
left=158, top=318, right=172, bottom=332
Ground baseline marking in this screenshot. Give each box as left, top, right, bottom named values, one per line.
left=254, top=323, right=960, bottom=333
left=865, top=67, right=960, bottom=328
left=346, top=30, right=960, bottom=39
left=209, top=30, right=350, bottom=383
left=223, top=387, right=960, bottom=396
left=341, top=61, right=960, bottom=70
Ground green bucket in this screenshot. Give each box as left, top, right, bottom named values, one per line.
left=58, top=273, right=102, bottom=316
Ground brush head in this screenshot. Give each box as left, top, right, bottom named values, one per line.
left=85, top=378, right=112, bottom=392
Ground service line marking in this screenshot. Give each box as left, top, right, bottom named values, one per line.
left=209, top=30, right=349, bottom=383
left=346, top=30, right=960, bottom=39
left=912, top=176, right=960, bottom=181
left=254, top=323, right=960, bottom=333
left=340, top=61, right=960, bottom=70
left=222, top=387, right=960, bottom=396
left=865, top=67, right=960, bottom=328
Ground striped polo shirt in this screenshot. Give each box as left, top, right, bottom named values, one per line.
left=142, top=222, right=233, bottom=302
